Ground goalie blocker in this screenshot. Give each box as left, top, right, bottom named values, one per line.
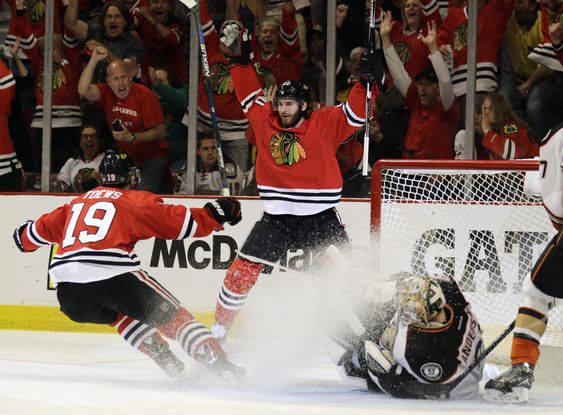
left=334, top=274, right=484, bottom=400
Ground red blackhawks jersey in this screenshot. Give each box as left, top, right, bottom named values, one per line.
left=16, top=12, right=82, bottom=128
left=16, top=187, right=222, bottom=285
left=481, top=121, right=538, bottom=160
left=527, top=4, right=563, bottom=72
left=3, top=0, right=63, bottom=60
left=195, top=0, right=275, bottom=141
left=375, top=0, right=442, bottom=79
left=437, top=0, right=514, bottom=96
left=0, top=60, right=21, bottom=177
left=231, top=64, right=371, bottom=216
left=253, top=3, right=303, bottom=86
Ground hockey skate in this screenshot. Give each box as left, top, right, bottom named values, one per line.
left=140, top=335, right=185, bottom=379
left=211, top=324, right=229, bottom=344
left=483, top=363, right=535, bottom=403
left=193, top=342, right=246, bottom=382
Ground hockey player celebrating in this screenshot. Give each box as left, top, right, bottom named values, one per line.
left=210, top=23, right=384, bottom=342
left=334, top=274, right=484, bottom=400
left=12, top=150, right=245, bottom=380
left=484, top=122, right=563, bottom=403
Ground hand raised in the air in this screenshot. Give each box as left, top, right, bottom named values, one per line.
left=204, top=197, right=242, bottom=226
left=220, top=22, right=253, bottom=66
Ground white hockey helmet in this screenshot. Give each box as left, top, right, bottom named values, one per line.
left=394, top=275, right=446, bottom=326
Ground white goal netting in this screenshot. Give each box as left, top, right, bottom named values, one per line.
left=371, top=160, right=562, bottom=364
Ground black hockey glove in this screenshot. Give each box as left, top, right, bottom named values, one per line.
left=204, top=197, right=242, bottom=226
left=358, top=51, right=386, bottom=91
left=221, top=22, right=253, bottom=66
left=13, top=220, right=32, bottom=252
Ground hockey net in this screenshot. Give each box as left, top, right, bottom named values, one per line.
left=370, top=159, right=562, bottom=365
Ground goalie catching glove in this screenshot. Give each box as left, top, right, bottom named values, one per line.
left=204, top=197, right=242, bottom=226
left=220, top=22, right=253, bottom=65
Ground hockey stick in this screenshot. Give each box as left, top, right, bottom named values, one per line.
left=180, top=0, right=230, bottom=196
left=361, top=0, right=376, bottom=177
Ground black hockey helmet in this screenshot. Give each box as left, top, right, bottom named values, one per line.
left=275, top=80, right=311, bottom=106
left=99, top=150, right=138, bottom=187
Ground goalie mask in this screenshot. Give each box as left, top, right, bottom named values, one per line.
left=394, top=275, right=446, bottom=327
left=99, top=150, right=140, bottom=188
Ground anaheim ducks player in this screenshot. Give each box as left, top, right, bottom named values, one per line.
left=210, top=23, right=385, bottom=342
left=13, top=150, right=245, bottom=381
left=485, top=122, right=563, bottom=403
left=335, top=274, right=484, bottom=400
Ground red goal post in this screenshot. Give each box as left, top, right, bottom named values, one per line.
left=370, top=159, right=561, bottom=361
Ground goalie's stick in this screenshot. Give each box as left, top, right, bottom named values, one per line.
left=361, top=0, right=376, bottom=177
left=180, top=0, right=230, bottom=195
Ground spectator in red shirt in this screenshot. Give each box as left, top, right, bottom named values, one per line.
left=254, top=0, right=303, bottom=85
left=78, top=46, right=172, bottom=194
left=133, top=0, right=187, bottom=85
left=375, top=0, right=443, bottom=79
left=479, top=91, right=539, bottom=160
left=382, top=13, right=459, bottom=159
left=13, top=0, right=83, bottom=171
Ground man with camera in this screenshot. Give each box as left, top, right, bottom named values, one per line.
left=78, top=46, right=171, bottom=194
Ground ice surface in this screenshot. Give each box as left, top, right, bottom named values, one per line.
left=2, top=250, right=562, bottom=415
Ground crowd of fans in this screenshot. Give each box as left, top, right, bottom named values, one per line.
left=0, top=0, right=561, bottom=196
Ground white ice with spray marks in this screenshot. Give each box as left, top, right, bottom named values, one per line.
left=1, top=246, right=563, bottom=415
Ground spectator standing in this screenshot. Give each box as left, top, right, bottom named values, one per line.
left=3, top=0, right=63, bottom=59
left=522, top=0, right=563, bottom=137
left=65, top=0, right=144, bottom=84
left=0, top=59, right=23, bottom=191
left=13, top=150, right=245, bottom=381
left=254, top=0, right=303, bottom=85
left=499, top=0, right=546, bottom=131
left=175, top=133, right=244, bottom=196
left=437, top=0, right=514, bottom=118
left=14, top=0, right=83, bottom=171
left=78, top=47, right=171, bottom=194
left=479, top=91, right=539, bottom=160
left=382, top=14, right=459, bottom=159
left=210, top=25, right=382, bottom=342
left=190, top=0, right=274, bottom=173
left=133, top=0, right=187, bottom=85
left=52, top=124, right=106, bottom=192
left=375, top=0, right=443, bottom=79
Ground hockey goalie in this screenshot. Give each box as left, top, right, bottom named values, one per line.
left=332, top=273, right=484, bottom=400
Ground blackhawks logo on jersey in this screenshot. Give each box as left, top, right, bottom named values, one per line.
left=210, top=62, right=233, bottom=95
left=394, top=42, right=411, bottom=67
left=503, top=124, right=519, bottom=134
left=27, top=0, right=46, bottom=22
left=38, top=64, right=67, bottom=91
left=453, top=23, right=467, bottom=52
left=270, top=131, right=306, bottom=166
left=210, top=62, right=277, bottom=95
